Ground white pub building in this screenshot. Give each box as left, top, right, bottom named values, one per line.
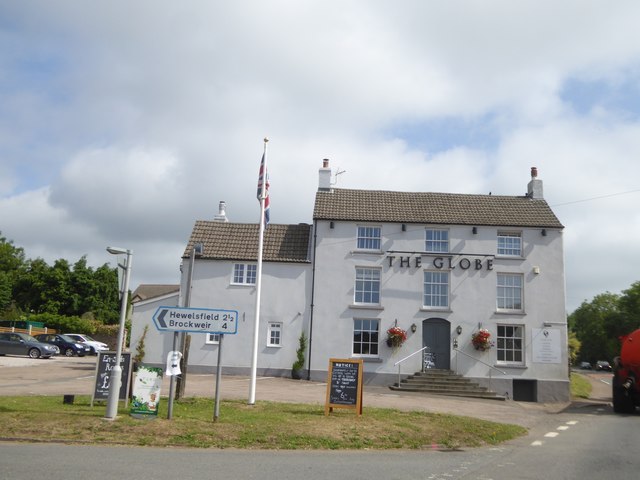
left=131, top=162, right=569, bottom=403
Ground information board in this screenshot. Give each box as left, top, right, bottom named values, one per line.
left=92, top=351, right=132, bottom=405
left=324, top=358, right=363, bottom=416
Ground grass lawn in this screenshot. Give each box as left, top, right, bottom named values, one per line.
left=0, top=396, right=527, bottom=450
left=570, top=372, right=592, bottom=399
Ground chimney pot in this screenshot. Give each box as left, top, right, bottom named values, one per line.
left=531, top=166, right=538, bottom=178
left=323, top=159, right=329, bottom=168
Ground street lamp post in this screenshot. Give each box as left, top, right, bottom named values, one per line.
left=105, top=246, right=133, bottom=420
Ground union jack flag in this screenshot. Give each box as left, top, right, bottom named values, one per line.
left=257, top=152, right=270, bottom=226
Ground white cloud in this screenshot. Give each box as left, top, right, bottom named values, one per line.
left=2, top=0, right=640, bottom=311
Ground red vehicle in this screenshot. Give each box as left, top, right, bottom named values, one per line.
left=612, top=328, right=640, bottom=413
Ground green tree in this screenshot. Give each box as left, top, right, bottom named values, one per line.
left=618, top=281, right=640, bottom=332
left=570, top=292, right=622, bottom=363
left=0, top=233, right=26, bottom=312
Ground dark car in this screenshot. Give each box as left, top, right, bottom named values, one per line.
left=596, top=360, right=612, bottom=371
left=0, top=332, right=59, bottom=358
left=34, top=333, right=91, bottom=357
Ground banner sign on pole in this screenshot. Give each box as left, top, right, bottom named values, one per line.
left=130, top=364, right=163, bottom=418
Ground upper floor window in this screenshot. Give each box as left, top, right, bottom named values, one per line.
left=267, top=322, right=282, bottom=347
left=497, top=273, right=523, bottom=311
left=354, top=267, right=381, bottom=304
left=357, top=226, right=381, bottom=250
left=353, top=318, right=379, bottom=356
left=232, top=263, right=257, bottom=285
left=426, top=229, right=449, bottom=253
left=423, top=271, right=449, bottom=309
left=497, top=232, right=522, bottom=257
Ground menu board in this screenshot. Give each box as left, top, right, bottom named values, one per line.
left=324, top=358, right=363, bottom=416
left=92, top=351, right=132, bottom=405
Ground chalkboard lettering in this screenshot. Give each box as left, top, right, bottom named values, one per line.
left=92, top=352, right=132, bottom=404
left=325, top=358, right=364, bottom=416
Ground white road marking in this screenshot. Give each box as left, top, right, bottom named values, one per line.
left=566, top=421, right=578, bottom=425
left=544, top=432, right=559, bottom=438
left=531, top=440, right=544, bottom=446
left=557, top=426, right=569, bottom=431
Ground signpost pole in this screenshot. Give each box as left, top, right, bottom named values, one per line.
left=167, top=331, right=179, bottom=420
left=214, top=334, right=224, bottom=422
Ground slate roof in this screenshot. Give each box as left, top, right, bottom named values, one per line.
left=313, top=188, right=564, bottom=228
left=131, top=284, right=179, bottom=303
left=183, top=222, right=312, bottom=263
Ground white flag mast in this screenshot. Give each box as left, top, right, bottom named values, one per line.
left=248, top=137, right=269, bottom=405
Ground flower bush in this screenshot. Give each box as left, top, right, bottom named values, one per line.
left=386, top=326, right=407, bottom=348
left=471, top=328, right=494, bottom=351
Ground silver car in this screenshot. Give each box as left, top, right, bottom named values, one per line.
left=0, top=332, right=59, bottom=358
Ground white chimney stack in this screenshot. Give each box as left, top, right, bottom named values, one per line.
left=214, top=200, right=229, bottom=222
left=318, top=159, right=332, bottom=191
left=527, top=167, right=543, bottom=199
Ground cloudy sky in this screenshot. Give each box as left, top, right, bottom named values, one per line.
left=2, top=1, right=640, bottom=313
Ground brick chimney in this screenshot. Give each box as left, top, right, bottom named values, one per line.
left=527, top=167, right=543, bottom=199
left=318, top=159, right=332, bottom=191
left=213, top=200, right=229, bottom=222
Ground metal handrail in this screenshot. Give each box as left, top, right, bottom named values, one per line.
left=454, top=347, right=506, bottom=375
left=454, top=347, right=506, bottom=394
left=394, top=346, right=431, bottom=388
left=394, top=346, right=430, bottom=367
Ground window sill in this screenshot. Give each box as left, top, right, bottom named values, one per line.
left=349, top=304, right=384, bottom=311
left=495, top=255, right=524, bottom=260
left=351, top=249, right=383, bottom=255
left=353, top=356, right=382, bottom=363
left=420, top=307, right=451, bottom=313
left=495, top=310, right=526, bottom=315
left=495, top=363, right=527, bottom=369
left=266, top=344, right=282, bottom=348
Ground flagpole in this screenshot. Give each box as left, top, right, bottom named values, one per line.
left=249, top=137, right=268, bottom=405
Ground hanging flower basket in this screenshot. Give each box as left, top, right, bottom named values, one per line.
left=386, top=326, right=407, bottom=348
left=471, top=328, right=494, bottom=351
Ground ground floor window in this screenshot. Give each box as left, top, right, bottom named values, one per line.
left=353, top=318, right=379, bottom=356
left=268, top=322, right=282, bottom=347
left=497, top=325, right=524, bottom=364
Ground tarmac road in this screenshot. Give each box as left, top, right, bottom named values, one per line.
left=0, top=355, right=609, bottom=428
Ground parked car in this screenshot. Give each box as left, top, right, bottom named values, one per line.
left=34, top=333, right=91, bottom=357
left=64, top=333, right=109, bottom=355
left=596, top=360, right=612, bottom=371
left=579, top=361, right=592, bottom=370
left=0, top=332, right=59, bottom=358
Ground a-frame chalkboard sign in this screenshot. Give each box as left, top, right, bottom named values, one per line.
left=324, top=358, right=363, bottom=416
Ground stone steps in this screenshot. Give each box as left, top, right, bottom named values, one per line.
left=389, top=369, right=506, bottom=401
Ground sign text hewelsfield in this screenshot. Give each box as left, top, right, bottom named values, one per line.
left=152, top=306, right=238, bottom=334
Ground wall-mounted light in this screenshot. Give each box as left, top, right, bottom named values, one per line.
left=330, top=221, right=334, bottom=229
left=472, top=227, right=478, bottom=234
left=410, top=323, right=417, bottom=333
left=541, top=228, right=547, bottom=236
left=456, top=325, right=463, bottom=335
left=533, top=266, right=540, bottom=275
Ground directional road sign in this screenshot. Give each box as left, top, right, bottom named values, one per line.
left=152, top=306, right=238, bottom=334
